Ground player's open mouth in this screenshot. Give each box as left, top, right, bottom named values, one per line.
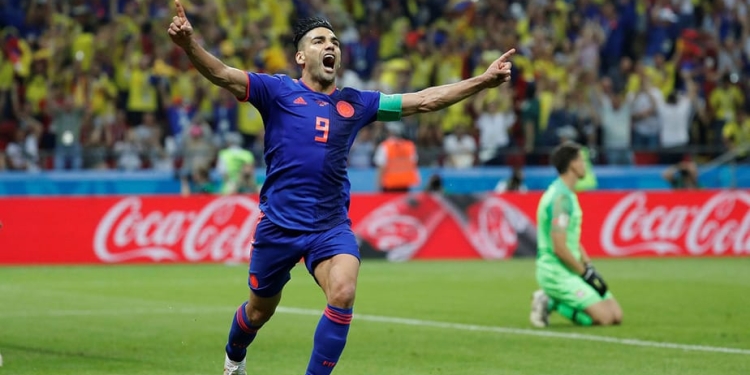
left=323, top=54, right=335, bottom=73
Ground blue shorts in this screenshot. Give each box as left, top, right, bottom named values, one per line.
left=247, top=213, right=360, bottom=298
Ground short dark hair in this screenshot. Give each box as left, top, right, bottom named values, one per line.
left=551, top=141, right=582, bottom=174
left=293, top=17, right=334, bottom=50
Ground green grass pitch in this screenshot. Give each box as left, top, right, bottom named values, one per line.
left=1, top=258, right=749, bottom=375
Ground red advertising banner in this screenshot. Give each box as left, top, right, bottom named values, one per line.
left=0, top=191, right=748, bottom=265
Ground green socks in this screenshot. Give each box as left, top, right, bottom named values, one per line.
left=548, top=299, right=593, bottom=326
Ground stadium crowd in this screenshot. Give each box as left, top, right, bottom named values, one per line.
left=1, top=0, right=749, bottom=174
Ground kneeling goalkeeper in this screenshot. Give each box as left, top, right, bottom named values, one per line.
left=530, top=142, right=623, bottom=327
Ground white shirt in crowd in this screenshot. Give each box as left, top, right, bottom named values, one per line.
left=656, top=95, right=694, bottom=148
left=599, top=96, right=633, bottom=149
left=443, top=132, right=477, bottom=168
left=631, top=88, right=662, bottom=136
left=475, top=111, right=516, bottom=163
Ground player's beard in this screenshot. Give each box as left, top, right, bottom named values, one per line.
left=315, top=66, right=336, bottom=87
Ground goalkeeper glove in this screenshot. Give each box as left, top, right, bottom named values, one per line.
left=581, top=264, right=608, bottom=297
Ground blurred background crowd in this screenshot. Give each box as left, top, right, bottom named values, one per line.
left=1, top=0, right=749, bottom=176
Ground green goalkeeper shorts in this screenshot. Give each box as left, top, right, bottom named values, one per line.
left=537, top=271, right=613, bottom=311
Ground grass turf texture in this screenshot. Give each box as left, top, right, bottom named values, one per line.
left=1, top=258, right=748, bottom=375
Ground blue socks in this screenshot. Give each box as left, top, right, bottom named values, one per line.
left=225, top=302, right=353, bottom=374
left=305, top=304, right=353, bottom=375
left=225, top=302, right=260, bottom=362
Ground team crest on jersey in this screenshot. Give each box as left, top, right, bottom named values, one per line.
left=336, top=101, right=355, bottom=118
left=553, top=214, right=569, bottom=228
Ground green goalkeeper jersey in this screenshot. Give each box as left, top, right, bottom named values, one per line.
left=536, top=178, right=583, bottom=276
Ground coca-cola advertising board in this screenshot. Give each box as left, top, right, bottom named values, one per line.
left=0, top=190, right=748, bottom=265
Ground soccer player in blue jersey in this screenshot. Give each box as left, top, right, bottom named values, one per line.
left=168, top=1, right=514, bottom=374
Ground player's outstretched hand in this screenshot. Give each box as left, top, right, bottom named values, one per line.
left=482, top=49, right=515, bottom=88
left=581, top=264, right=608, bottom=297
left=168, top=0, right=193, bottom=49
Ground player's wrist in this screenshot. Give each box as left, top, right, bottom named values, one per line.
left=180, top=37, right=198, bottom=52
left=579, top=264, right=591, bottom=277
left=477, top=73, right=495, bottom=89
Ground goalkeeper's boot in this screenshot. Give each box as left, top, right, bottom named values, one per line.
left=223, top=354, right=247, bottom=375
left=529, top=290, right=549, bottom=328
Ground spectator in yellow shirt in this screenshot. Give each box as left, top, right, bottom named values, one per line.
left=722, top=107, right=750, bottom=160
left=710, top=74, right=745, bottom=147
left=126, top=55, right=159, bottom=126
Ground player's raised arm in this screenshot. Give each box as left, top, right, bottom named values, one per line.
left=168, top=0, right=248, bottom=99
left=399, top=49, right=515, bottom=117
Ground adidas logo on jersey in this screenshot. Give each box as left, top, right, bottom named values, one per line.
left=293, top=97, right=307, bottom=105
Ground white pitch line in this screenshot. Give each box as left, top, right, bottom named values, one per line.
left=2, top=306, right=749, bottom=355
left=274, top=307, right=750, bottom=356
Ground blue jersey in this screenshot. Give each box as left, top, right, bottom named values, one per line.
left=241, top=73, right=400, bottom=231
